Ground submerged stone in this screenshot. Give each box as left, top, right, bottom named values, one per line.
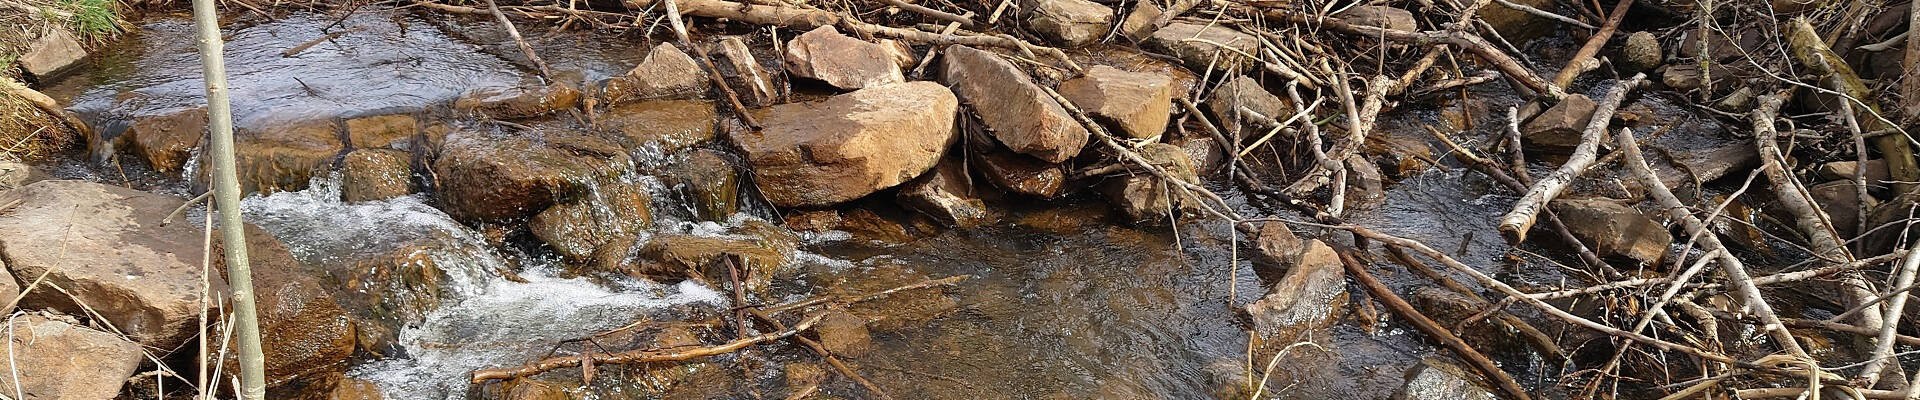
left=1550, top=198, right=1671, bottom=266
left=228, top=118, right=346, bottom=194
left=340, top=148, right=415, bottom=202
left=529, top=179, right=654, bottom=262
left=600, top=99, right=718, bottom=156
left=454, top=82, right=583, bottom=119
left=667, top=148, right=740, bottom=221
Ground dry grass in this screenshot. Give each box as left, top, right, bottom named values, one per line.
left=0, top=0, right=124, bottom=161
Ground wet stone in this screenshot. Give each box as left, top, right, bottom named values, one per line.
left=601, top=43, right=709, bottom=104
left=19, top=29, right=85, bottom=79
left=1244, top=240, right=1347, bottom=338
left=1409, top=287, right=1529, bottom=358
left=1393, top=358, right=1499, bottom=400
left=898, top=154, right=990, bottom=228
left=600, top=99, right=718, bottom=156
left=812, top=310, right=874, bottom=358
left=941, top=45, right=1090, bottom=163
left=1249, top=221, right=1304, bottom=275
left=504, top=378, right=574, bottom=400
left=1521, top=93, right=1595, bottom=154
left=340, top=148, right=415, bottom=202
left=529, top=179, right=654, bottom=262
left=0, top=181, right=225, bottom=348
left=0, top=314, right=144, bottom=399
left=1818, top=159, right=1891, bottom=184
left=329, top=377, right=385, bottom=400
left=1808, top=181, right=1878, bottom=239
left=974, top=145, right=1067, bottom=198
left=122, top=107, right=207, bottom=175
left=734, top=81, right=958, bottom=207
left=223, top=226, right=358, bottom=394
left=784, top=25, right=905, bottom=90
left=1026, top=0, right=1115, bottom=47
left=1365, top=131, right=1435, bottom=177
left=636, top=224, right=796, bottom=294
left=1118, top=0, right=1163, bottom=39
left=1478, top=0, right=1557, bottom=44
left=1059, top=65, right=1173, bottom=140
left=454, top=81, right=584, bottom=119
left=1145, top=22, right=1259, bottom=72
left=667, top=148, right=740, bottom=221
left=344, top=113, right=419, bottom=150
left=228, top=118, right=347, bottom=194
left=1550, top=197, right=1671, bottom=266
left=1173, top=135, right=1223, bottom=173
left=432, top=131, right=633, bottom=221
left=1100, top=143, right=1201, bottom=224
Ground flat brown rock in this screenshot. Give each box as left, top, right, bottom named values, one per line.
left=784, top=26, right=905, bottom=90
left=940, top=45, right=1088, bottom=163
left=734, top=81, right=958, bottom=207
left=1060, top=65, right=1172, bottom=140
left=0, top=315, right=144, bottom=399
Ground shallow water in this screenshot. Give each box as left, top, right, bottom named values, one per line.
left=27, top=8, right=1598, bottom=400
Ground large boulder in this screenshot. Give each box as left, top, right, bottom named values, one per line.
left=783, top=26, right=905, bottom=90
left=600, top=99, right=718, bottom=156
left=19, top=29, right=86, bottom=79
left=1025, top=0, right=1115, bottom=47
left=1059, top=65, right=1172, bottom=140
left=433, top=131, right=633, bottom=221
left=229, top=119, right=347, bottom=194
left=734, top=81, right=958, bottom=207
left=940, top=45, right=1089, bottom=163
left=1144, top=22, right=1259, bottom=72
left=1550, top=198, right=1671, bottom=266
left=0, top=181, right=225, bottom=348
left=0, top=315, right=144, bottom=399
left=600, top=44, right=709, bottom=104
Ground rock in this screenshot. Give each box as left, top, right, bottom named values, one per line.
left=1620, top=31, right=1663, bottom=73
left=1025, top=0, right=1115, bottom=47
left=974, top=145, right=1067, bottom=198
left=504, top=379, right=573, bottom=400
left=940, top=45, right=1089, bottom=163
left=811, top=311, right=873, bottom=358
left=1410, top=287, right=1528, bottom=357
left=454, top=82, right=583, bottom=119
left=1207, top=75, right=1288, bottom=133
left=601, top=44, right=709, bottom=104
left=636, top=229, right=795, bottom=294
left=433, top=131, right=632, bottom=221
left=330, top=377, right=385, bottom=400
left=344, top=114, right=419, bottom=150
left=124, top=107, right=207, bottom=174
left=667, top=149, right=740, bottom=221
left=0, top=160, right=36, bottom=191
left=230, top=119, right=347, bottom=194
left=1173, top=135, right=1223, bottom=173
left=1248, top=221, right=1304, bottom=273
left=1659, top=62, right=1732, bottom=91
left=1365, top=132, right=1434, bottom=177
left=1338, top=6, right=1417, bottom=31
left=601, top=100, right=718, bottom=156
left=1118, top=0, right=1163, bottom=39
left=19, top=29, right=85, bottom=79
left=1478, top=0, right=1557, bottom=44
left=340, top=149, right=415, bottom=202
left=0, top=181, right=225, bottom=348
left=1393, top=358, right=1499, bottom=400
left=1244, top=240, right=1347, bottom=338
left=1818, top=159, right=1891, bottom=184
left=898, top=154, right=990, bottom=228
left=226, top=226, right=357, bottom=392
left=1101, top=143, right=1200, bottom=224
left=709, top=36, right=778, bottom=107
left=1145, top=22, right=1259, bottom=72
left=530, top=180, right=654, bottom=261
left=1520, top=94, right=1596, bottom=154
left=1345, top=157, right=1386, bottom=201
left=783, top=26, right=905, bottom=90
left=0, top=315, right=144, bottom=399
left=734, top=81, right=958, bottom=207
left=1714, top=86, right=1757, bottom=113
left=1808, top=181, right=1878, bottom=239
left=1550, top=198, right=1672, bottom=265
left=1059, top=65, right=1172, bottom=140
left=785, top=363, right=827, bottom=392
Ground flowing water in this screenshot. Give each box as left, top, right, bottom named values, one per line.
left=27, top=8, right=1614, bottom=400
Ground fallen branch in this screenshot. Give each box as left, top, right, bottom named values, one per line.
left=624, top=0, right=1079, bottom=71
left=1335, top=248, right=1534, bottom=400
left=0, top=78, right=90, bottom=145
left=470, top=313, right=826, bottom=382
left=875, top=0, right=973, bottom=26
left=1283, top=75, right=1393, bottom=200
left=1788, top=18, right=1918, bottom=194
left=1496, top=73, right=1643, bottom=243
left=484, top=0, right=555, bottom=81
left=1548, top=0, right=1632, bottom=88
left=1260, top=9, right=1562, bottom=99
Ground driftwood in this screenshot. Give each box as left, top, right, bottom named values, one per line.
left=1548, top=0, right=1631, bottom=88
left=1495, top=73, right=1644, bottom=243
left=1787, top=18, right=1918, bottom=194
left=622, top=0, right=1080, bottom=71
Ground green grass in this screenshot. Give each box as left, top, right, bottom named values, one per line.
left=39, top=0, right=121, bottom=42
